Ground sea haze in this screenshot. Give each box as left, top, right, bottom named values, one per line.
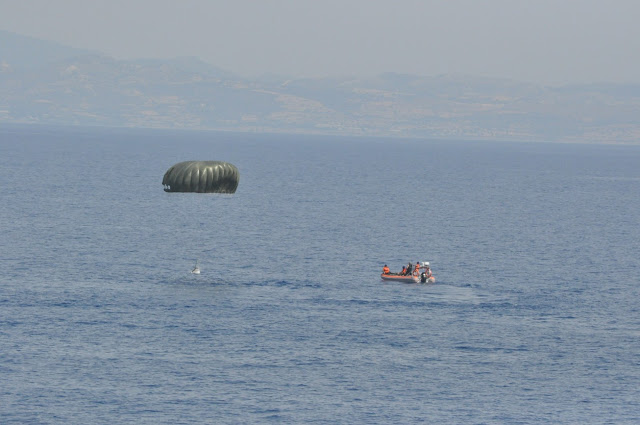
left=1, top=125, right=639, bottom=423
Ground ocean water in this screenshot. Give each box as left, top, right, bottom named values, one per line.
left=1, top=125, right=639, bottom=424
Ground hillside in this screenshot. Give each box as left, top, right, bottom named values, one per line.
left=1, top=30, right=639, bottom=143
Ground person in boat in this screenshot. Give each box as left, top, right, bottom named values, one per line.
left=414, top=261, right=421, bottom=275
left=382, top=265, right=390, bottom=275
left=424, top=264, right=432, bottom=277
left=400, top=265, right=407, bottom=275
left=406, top=262, right=413, bottom=275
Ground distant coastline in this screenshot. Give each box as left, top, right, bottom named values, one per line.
left=4, top=121, right=639, bottom=148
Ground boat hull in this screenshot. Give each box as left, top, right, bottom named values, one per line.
left=381, top=273, right=419, bottom=283
left=380, top=273, right=435, bottom=284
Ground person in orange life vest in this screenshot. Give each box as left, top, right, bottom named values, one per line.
left=382, top=265, right=390, bottom=275
left=414, top=262, right=421, bottom=276
left=401, top=265, right=407, bottom=275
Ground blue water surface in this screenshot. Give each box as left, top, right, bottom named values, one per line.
left=1, top=125, right=639, bottom=424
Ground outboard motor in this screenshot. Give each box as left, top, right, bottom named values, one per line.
left=420, top=272, right=427, bottom=283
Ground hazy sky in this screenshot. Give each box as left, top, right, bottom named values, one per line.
left=1, top=0, right=639, bottom=84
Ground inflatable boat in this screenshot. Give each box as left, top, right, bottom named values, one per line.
left=380, top=261, right=435, bottom=283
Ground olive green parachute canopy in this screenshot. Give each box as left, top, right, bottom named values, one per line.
left=162, top=161, right=239, bottom=193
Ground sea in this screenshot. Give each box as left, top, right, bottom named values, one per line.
left=1, top=124, right=639, bottom=424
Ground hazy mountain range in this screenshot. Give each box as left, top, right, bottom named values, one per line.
left=2, top=30, right=639, bottom=143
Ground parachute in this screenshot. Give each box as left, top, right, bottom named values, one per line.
left=162, top=161, right=239, bottom=193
